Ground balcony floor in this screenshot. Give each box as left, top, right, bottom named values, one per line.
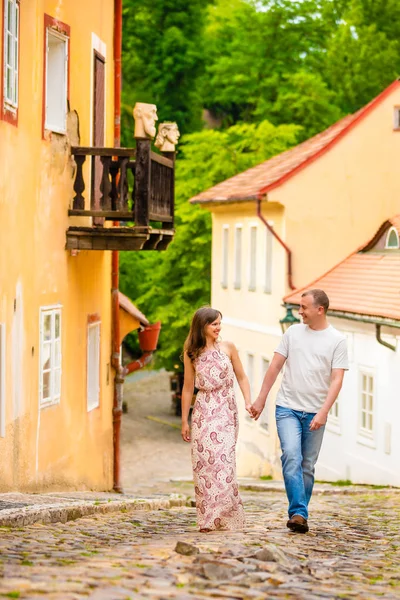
left=66, top=226, right=174, bottom=251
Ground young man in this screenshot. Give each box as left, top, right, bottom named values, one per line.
left=251, top=289, right=348, bottom=533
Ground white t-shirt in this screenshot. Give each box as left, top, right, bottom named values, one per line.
left=275, top=323, right=349, bottom=413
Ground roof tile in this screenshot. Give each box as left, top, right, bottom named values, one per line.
left=190, top=80, right=400, bottom=205
left=284, top=216, right=400, bottom=321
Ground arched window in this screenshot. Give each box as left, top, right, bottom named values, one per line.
left=385, top=226, right=399, bottom=249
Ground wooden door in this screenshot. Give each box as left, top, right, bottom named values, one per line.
left=92, top=52, right=105, bottom=225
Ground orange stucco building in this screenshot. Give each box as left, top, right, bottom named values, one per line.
left=0, top=1, right=168, bottom=491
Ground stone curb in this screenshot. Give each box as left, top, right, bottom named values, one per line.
left=0, top=494, right=190, bottom=529
left=240, top=483, right=400, bottom=495
left=170, top=478, right=400, bottom=496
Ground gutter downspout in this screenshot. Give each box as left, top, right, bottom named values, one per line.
left=256, top=196, right=296, bottom=290
left=123, top=352, right=153, bottom=375
left=376, top=324, right=396, bottom=352
left=112, top=0, right=123, bottom=493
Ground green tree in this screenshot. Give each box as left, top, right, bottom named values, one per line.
left=202, top=0, right=335, bottom=129
left=120, top=119, right=301, bottom=370
left=121, top=0, right=212, bottom=141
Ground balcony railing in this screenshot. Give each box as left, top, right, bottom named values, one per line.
left=66, top=140, right=175, bottom=251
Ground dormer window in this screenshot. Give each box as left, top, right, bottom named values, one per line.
left=385, top=226, right=399, bottom=249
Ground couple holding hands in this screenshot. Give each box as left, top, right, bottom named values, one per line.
left=181, top=289, right=348, bottom=534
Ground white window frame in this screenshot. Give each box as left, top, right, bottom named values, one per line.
left=248, top=225, right=257, bottom=292
left=0, top=323, right=5, bottom=437
left=39, top=306, right=62, bottom=408
left=385, top=226, right=399, bottom=249
left=327, top=395, right=341, bottom=435
left=393, top=106, right=400, bottom=130
left=45, top=27, right=68, bottom=133
left=358, top=368, right=375, bottom=445
left=87, top=321, right=101, bottom=412
left=264, top=223, right=273, bottom=294
left=259, top=356, right=270, bottom=433
left=233, top=224, right=242, bottom=290
left=3, top=0, right=19, bottom=109
left=221, top=225, right=229, bottom=289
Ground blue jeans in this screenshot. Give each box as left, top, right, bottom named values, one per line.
left=276, top=405, right=325, bottom=520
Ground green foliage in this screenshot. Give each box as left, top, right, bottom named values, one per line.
left=120, top=0, right=400, bottom=370
left=120, top=120, right=300, bottom=370
left=121, top=0, right=212, bottom=140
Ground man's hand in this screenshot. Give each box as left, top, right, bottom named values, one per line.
left=181, top=421, right=191, bottom=442
left=309, top=409, right=328, bottom=431
left=250, top=398, right=266, bottom=421
left=245, top=402, right=253, bottom=416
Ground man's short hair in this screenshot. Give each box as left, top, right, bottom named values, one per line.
left=301, top=289, right=329, bottom=313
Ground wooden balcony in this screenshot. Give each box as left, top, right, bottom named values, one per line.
left=66, top=140, right=175, bottom=251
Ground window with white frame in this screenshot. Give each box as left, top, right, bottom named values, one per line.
left=329, top=399, right=339, bottom=421
left=45, top=28, right=68, bottom=133
left=3, top=0, right=19, bottom=109
left=393, top=107, right=400, bottom=130
left=248, top=226, right=257, bottom=291
left=234, top=225, right=242, bottom=289
left=259, top=357, right=270, bottom=431
left=221, top=225, right=229, bottom=288
left=385, top=226, right=399, bottom=249
left=359, top=371, right=374, bottom=438
left=39, top=307, right=62, bottom=406
left=87, top=321, right=101, bottom=411
left=0, top=323, right=5, bottom=437
left=264, top=226, right=273, bottom=293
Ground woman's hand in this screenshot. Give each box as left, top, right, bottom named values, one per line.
left=181, top=421, right=191, bottom=442
left=245, top=402, right=253, bottom=416
left=250, top=397, right=265, bottom=420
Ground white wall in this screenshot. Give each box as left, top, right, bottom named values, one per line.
left=317, top=318, right=400, bottom=487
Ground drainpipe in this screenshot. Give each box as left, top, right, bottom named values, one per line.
left=112, top=0, right=123, bottom=493
left=257, top=196, right=296, bottom=290
left=376, top=324, right=396, bottom=352
left=123, top=352, right=153, bottom=375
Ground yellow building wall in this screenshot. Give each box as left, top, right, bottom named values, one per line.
left=271, top=85, right=400, bottom=290
left=208, top=84, right=400, bottom=477
left=0, top=0, right=116, bottom=491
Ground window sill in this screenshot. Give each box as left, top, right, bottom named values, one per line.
left=248, top=286, right=256, bottom=292
left=40, top=398, right=60, bottom=409
left=3, top=102, right=17, bottom=114
left=259, top=424, right=270, bottom=436
left=221, top=283, right=228, bottom=289
left=357, top=434, right=376, bottom=449
left=263, top=289, right=272, bottom=295
left=326, top=421, right=341, bottom=435
left=233, top=283, right=241, bottom=290
left=44, top=125, right=67, bottom=136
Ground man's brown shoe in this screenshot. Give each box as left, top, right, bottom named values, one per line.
left=287, top=514, right=309, bottom=533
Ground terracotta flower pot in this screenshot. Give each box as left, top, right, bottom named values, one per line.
left=138, top=321, right=161, bottom=352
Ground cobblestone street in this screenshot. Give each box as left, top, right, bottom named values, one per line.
left=0, top=490, right=400, bottom=599
left=1, top=372, right=399, bottom=599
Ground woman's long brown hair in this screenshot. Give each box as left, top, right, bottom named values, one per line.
left=184, top=307, right=222, bottom=363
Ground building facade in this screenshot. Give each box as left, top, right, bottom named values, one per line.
left=0, top=1, right=174, bottom=491
left=284, top=217, right=400, bottom=487
left=191, top=82, right=400, bottom=478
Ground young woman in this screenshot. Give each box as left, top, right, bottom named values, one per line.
left=181, top=307, right=252, bottom=532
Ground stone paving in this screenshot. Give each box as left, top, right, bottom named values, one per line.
left=1, top=371, right=400, bottom=599
left=0, top=489, right=399, bottom=600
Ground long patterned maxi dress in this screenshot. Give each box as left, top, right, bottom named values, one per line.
left=191, top=347, right=245, bottom=531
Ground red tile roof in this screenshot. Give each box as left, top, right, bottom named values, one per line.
left=284, top=217, right=400, bottom=322
left=190, top=80, right=400, bottom=205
